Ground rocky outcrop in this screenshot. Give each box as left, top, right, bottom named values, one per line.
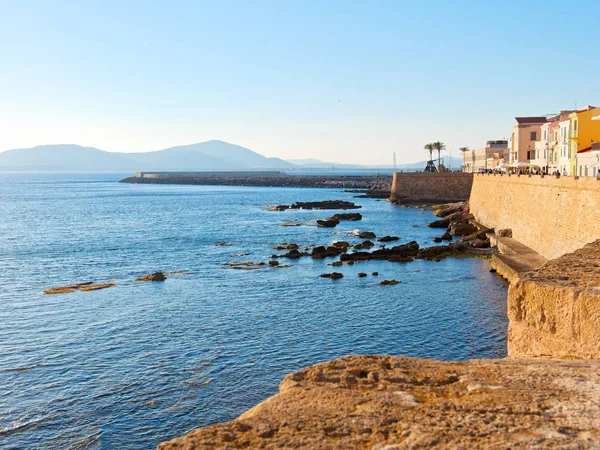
left=340, top=241, right=419, bottom=262
left=508, top=240, right=600, bottom=358
left=378, top=235, right=400, bottom=242
left=331, top=213, right=362, bottom=221
left=311, top=246, right=347, bottom=259
left=354, top=240, right=374, bottom=250
left=316, top=218, right=340, bottom=227
left=358, top=231, right=376, bottom=239
left=159, top=355, right=600, bottom=449
left=269, top=200, right=361, bottom=211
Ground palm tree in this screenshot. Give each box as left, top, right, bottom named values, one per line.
left=459, top=147, right=470, bottom=172
left=433, top=141, right=446, bottom=167
left=424, top=143, right=434, bottom=162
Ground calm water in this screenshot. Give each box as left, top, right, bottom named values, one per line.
left=0, top=173, right=508, bottom=449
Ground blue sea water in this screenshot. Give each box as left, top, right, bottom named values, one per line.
left=0, top=172, right=508, bottom=449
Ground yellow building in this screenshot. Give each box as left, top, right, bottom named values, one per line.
left=570, top=106, right=600, bottom=176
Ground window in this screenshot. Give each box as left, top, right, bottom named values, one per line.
left=530, top=131, right=537, bottom=140
left=543, top=130, right=547, bottom=140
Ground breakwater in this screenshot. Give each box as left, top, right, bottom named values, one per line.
left=389, top=172, right=473, bottom=203
left=121, top=171, right=391, bottom=193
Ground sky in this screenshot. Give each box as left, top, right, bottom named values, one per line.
left=0, top=0, right=599, bottom=165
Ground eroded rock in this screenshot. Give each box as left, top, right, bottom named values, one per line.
left=159, top=355, right=600, bottom=449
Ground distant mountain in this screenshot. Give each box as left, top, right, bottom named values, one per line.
left=0, top=144, right=141, bottom=171
left=0, top=142, right=463, bottom=172
left=0, top=141, right=297, bottom=171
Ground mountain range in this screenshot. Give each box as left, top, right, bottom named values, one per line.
left=0, top=141, right=462, bottom=172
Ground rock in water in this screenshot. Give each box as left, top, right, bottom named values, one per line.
left=358, top=231, right=376, bottom=239
left=316, top=218, right=340, bottom=228
left=136, top=272, right=167, bottom=282
left=319, top=272, right=344, bottom=280
left=379, top=279, right=400, bottom=285
left=354, top=240, right=374, bottom=250
left=357, top=272, right=368, bottom=277
left=378, top=235, right=400, bottom=242
left=330, top=213, right=362, bottom=221
left=269, top=200, right=361, bottom=211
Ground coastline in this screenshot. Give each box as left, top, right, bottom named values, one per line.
left=159, top=172, right=600, bottom=448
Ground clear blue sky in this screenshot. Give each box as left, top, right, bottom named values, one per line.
left=1, top=0, right=599, bottom=164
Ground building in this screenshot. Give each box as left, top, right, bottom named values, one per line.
left=569, top=106, right=600, bottom=176
left=558, top=118, right=572, bottom=175
left=462, top=140, right=507, bottom=172
left=530, top=111, right=575, bottom=173
left=510, top=117, right=546, bottom=164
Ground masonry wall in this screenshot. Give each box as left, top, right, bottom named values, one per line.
left=390, top=173, right=473, bottom=202
left=470, top=173, right=600, bottom=260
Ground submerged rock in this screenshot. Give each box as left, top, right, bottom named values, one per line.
left=225, top=262, right=266, bottom=270
left=268, top=260, right=280, bottom=267
left=379, top=279, right=401, bottom=285
left=79, top=283, right=117, bottom=292
left=136, top=272, right=166, bottom=282
left=319, top=272, right=344, bottom=280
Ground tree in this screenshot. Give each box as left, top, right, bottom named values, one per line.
left=424, top=143, right=434, bottom=162
left=433, top=141, right=446, bottom=167
left=459, top=146, right=469, bottom=153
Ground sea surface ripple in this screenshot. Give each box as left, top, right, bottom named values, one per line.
left=0, top=172, right=508, bottom=449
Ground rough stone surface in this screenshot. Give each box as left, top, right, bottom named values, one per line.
left=159, top=355, right=600, bottom=449
left=508, top=240, right=600, bottom=359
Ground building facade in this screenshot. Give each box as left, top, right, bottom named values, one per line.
left=462, top=140, right=507, bottom=172
left=570, top=106, right=600, bottom=176
left=510, top=117, right=546, bottom=163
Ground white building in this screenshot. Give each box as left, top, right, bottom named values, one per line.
left=558, top=119, right=572, bottom=175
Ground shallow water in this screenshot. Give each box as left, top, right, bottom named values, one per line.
left=0, top=173, right=508, bottom=449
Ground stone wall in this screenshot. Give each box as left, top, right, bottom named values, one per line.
left=389, top=173, right=473, bottom=202
left=508, top=240, right=600, bottom=358
left=470, top=174, right=600, bottom=260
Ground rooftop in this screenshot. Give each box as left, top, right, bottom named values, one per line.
left=515, top=116, right=547, bottom=125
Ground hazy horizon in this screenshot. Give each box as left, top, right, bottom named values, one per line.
left=1, top=1, right=599, bottom=164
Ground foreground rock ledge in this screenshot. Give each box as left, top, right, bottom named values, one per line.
left=159, top=355, right=600, bottom=449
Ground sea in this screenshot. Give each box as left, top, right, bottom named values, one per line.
left=0, top=172, right=508, bottom=449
